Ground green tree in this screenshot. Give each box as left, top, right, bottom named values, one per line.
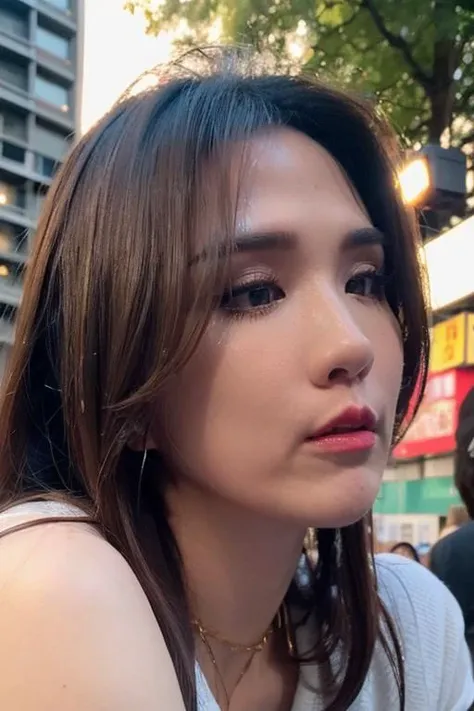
left=125, top=0, right=474, bottom=208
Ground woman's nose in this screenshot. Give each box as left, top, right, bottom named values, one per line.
left=307, top=305, right=375, bottom=388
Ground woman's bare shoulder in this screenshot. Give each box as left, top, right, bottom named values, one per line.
left=0, top=520, right=186, bottom=711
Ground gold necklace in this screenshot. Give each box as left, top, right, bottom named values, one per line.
left=192, top=604, right=294, bottom=709
left=194, top=621, right=258, bottom=709
left=192, top=617, right=275, bottom=653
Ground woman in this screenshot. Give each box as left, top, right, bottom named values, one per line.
left=439, top=504, right=470, bottom=540
left=0, top=49, right=472, bottom=711
left=390, top=542, right=421, bottom=563
left=431, top=387, right=474, bottom=662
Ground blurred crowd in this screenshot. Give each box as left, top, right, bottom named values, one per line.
left=376, top=388, right=474, bottom=661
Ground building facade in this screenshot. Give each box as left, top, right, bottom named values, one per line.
left=0, top=0, right=84, bottom=371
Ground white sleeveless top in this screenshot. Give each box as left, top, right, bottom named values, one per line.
left=2, top=502, right=474, bottom=711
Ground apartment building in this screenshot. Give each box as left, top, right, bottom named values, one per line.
left=0, top=0, right=84, bottom=372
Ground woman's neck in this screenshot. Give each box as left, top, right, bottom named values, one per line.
left=167, top=482, right=306, bottom=648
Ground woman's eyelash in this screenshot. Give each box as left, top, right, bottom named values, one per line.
left=218, top=265, right=389, bottom=320
left=220, top=277, right=284, bottom=318
left=346, top=269, right=389, bottom=300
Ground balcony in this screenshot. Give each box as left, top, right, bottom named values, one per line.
left=0, top=134, right=27, bottom=174
left=0, top=46, right=31, bottom=110
left=0, top=29, right=33, bottom=63
left=0, top=214, right=30, bottom=259
left=0, top=176, right=36, bottom=230
left=34, top=152, right=58, bottom=179
left=36, top=47, right=75, bottom=83
left=0, top=204, right=35, bottom=230
left=0, top=135, right=55, bottom=186
left=0, top=280, right=22, bottom=308
left=0, top=257, right=24, bottom=308
left=0, top=175, right=26, bottom=205
left=0, top=135, right=26, bottom=163
left=0, top=3, right=31, bottom=54
left=34, top=71, right=75, bottom=130
left=0, top=71, right=75, bottom=133
left=38, top=1, right=77, bottom=32
left=35, top=96, right=74, bottom=130
left=0, top=79, right=34, bottom=113
left=0, top=314, right=15, bottom=345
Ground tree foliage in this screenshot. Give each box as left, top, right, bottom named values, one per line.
left=125, top=0, right=474, bottom=202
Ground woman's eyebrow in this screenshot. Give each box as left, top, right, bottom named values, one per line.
left=189, top=226, right=384, bottom=266
left=189, top=230, right=296, bottom=266
left=342, top=226, right=386, bottom=251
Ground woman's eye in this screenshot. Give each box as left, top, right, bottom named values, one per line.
left=346, top=271, right=387, bottom=300
left=221, top=282, right=285, bottom=312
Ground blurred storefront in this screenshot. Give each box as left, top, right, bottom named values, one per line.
left=377, top=215, right=474, bottom=549
left=374, top=478, right=461, bottom=548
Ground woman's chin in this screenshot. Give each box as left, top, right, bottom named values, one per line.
left=288, top=465, right=382, bottom=529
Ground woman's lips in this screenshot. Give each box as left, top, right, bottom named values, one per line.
left=304, top=429, right=377, bottom=454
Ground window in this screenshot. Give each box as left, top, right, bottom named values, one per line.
left=0, top=221, right=15, bottom=252
left=36, top=26, right=70, bottom=60
left=0, top=304, right=16, bottom=322
left=0, top=222, right=29, bottom=254
left=35, top=153, right=57, bottom=178
left=0, top=261, right=22, bottom=286
left=0, top=6, right=28, bottom=40
left=0, top=106, right=27, bottom=140
left=35, top=188, right=47, bottom=217
left=32, top=120, right=68, bottom=161
left=0, top=260, right=24, bottom=310
left=34, top=75, right=69, bottom=111
left=43, top=0, right=70, bottom=11
left=1, top=140, right=26, bottom=164
left=0, top=344, right=12, bottom=377
left=0, top=181, right=26, bottom=210
left=0, top=57, right=28, bottom=91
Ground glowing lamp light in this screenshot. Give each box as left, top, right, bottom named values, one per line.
left=399, top=158, right=431, bottom=206
left=0, top=193, right=7, bottom=206
left=399, top=146, right=466, bottom=217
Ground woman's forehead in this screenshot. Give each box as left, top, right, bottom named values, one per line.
left=233, top=129, right=369, bottom=228
left=190, top=126, right=371, bottom=262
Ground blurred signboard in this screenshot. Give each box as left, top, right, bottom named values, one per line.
left=374, top=478, right=461, bottom=516
left=393, top=368, right=474, bottom=460
left=430, top=312, right=474, bottom=372
left=467, top=314, right=474, bottom=364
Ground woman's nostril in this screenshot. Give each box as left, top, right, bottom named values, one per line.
left=328, top=367, right=348, bottom=382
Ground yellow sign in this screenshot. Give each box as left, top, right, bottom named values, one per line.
left=467, top=314, right=474, bottom=366
left=430, top=313, right=469, bottom=373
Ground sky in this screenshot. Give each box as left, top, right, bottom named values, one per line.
left=81, top=0, right=172, bottom=133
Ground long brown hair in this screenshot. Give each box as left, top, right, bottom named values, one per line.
left=0, top=49, right=429, bottom=710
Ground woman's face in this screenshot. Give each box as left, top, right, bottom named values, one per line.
left=153, top=127, right=403, bottom=528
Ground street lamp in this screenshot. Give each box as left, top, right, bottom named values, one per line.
left=399, top=145, right=467, bottom=236
left=399, top=157, right=431, bottom=206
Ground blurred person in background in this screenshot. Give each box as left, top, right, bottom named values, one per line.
left=390, top=541, right=421, bottom=563
left=431, top=388, right=474, bottom=660
left=415, top=542, right=432, bottom=568
left=439, top=504, right=470, bottom=540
